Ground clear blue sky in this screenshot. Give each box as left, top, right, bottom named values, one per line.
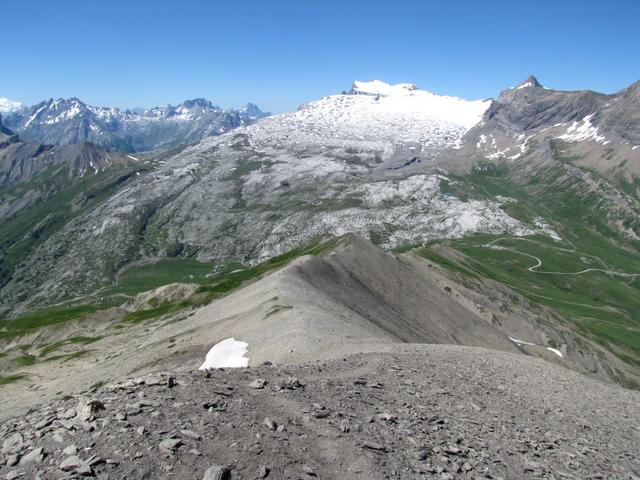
left=1, top=0, right=639, bottom=113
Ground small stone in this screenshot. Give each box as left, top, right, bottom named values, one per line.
left=59, top=455, right=83, bottom=472
left=303, top=465, right=318, bottom=476
left=62, top=445, right=78, bottom=456
left=339, top=419, right=350, bottom=433
left=159, top=438, right=182, bottom=453
left=76, top=464, right=95, bottom=477
left=59, top=419, right=76, bottom=430
left=61, top=408, right=77, bottom=419
left=19, top=447, right=45, bottom=465
left=414, top=449, right=429, bottom=461
left=278, top=377, right=303, bottom=390
left=180, top=429, right=202, bottom=441
left=75, top=420, right=94, bottom=432
left=2, top=433, right=23, bottom=455
left=263, top=417, right=277, bottom=430
left=167, top=377, right=177, bottom=388
left=202, top=465, right=231, bottom=480
left=258, top=465, right=270, bottom=478
left=5, top=471, right=21, bottom=480
left=34, top=418, right=54, bottom=430
left=249, top=378, right=267, bottom=389
left=5, top=455, right=19, bottom=467
left=86, top=455, right=105, bottom=467
left=136, top=426, right=146, bottom=436
left=363, top=442, right=388, bottom=452
left=378, top=412, right=397, bottom=423
left=144, top=375, right=164, bottom=386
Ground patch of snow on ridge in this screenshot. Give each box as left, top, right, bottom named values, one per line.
left=509, top=337, right=536, bottom=346
left=199, top=338, right=249, bottom=370
left=515, top=81, right=535, bottom=90
left=558, top=114, right=606, bottom=144
left=509, top=337, right=564, bottom=358
left=546, top=347, right=564, bottom=358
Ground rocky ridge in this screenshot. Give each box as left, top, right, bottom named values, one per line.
left=1, top=348, right=638, bottom=479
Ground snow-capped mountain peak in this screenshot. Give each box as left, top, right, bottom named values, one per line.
left=514, top=75, right=543, bottom=90
left=251, top=81, right=492, bottom=157
left=0, top=97, right=23, bottom=114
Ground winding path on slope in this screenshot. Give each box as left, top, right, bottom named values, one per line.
left=483, top=237, right=640, bottom=278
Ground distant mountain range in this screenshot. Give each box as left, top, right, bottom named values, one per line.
left=1, top=97, right=270, bottom=153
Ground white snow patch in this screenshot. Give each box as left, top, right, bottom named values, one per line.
left=199, top=338, right=249, bottom=370
left=509, top=337, right=564, bottom=358
left=558, top=114, right=606, bottom=144
left=508, top=337, right=536, bottom=346
left=24, top=104, right=48, bottom=127
left=546, top=347, right=564, bottom=358
left=45, top=104, right=81, bottom=124
left=515, top=81, right=535, bottom=90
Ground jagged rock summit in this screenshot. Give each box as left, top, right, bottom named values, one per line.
left=514, top=75, right=543, bottom=89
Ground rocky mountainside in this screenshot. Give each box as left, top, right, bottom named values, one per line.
left=449, top=75, right=640, bottom=179
left=2, top=97, right=269, bottom=153
left=0, top=123, right=146, bottom=292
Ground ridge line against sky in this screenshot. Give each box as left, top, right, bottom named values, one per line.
left=1, top=0, right=639, bottom=114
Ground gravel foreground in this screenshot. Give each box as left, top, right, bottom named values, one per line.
left=1, top=346, right=639, bottom=480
